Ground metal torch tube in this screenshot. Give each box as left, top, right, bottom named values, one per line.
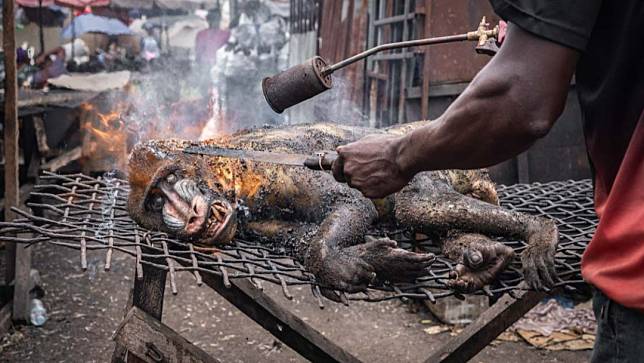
left=321, top=33, right=469, bottom=75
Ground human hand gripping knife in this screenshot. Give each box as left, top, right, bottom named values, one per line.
left=262, top=17, right=505, bottom=113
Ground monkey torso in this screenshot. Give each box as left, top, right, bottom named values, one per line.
left=140, top=122, right=498, bottom=226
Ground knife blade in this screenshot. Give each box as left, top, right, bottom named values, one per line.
left=183, top=145, right=339, bottom=171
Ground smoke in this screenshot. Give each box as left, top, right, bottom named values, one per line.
left=122, top=60, right=213, bottom=143
left=287, top=74, right=369, bottom=127
left=85, top=1, right=371, bottom=175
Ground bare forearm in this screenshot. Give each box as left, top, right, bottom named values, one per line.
left=397, top=75, right=544, bottom=172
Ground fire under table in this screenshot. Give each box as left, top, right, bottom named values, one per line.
left=0, top=172, right=596, bottom=362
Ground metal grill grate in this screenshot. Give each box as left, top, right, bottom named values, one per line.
left=0, top=172, right=596, bottom=303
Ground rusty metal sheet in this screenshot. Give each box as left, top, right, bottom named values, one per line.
left=426, top=0, right=500, bottom=84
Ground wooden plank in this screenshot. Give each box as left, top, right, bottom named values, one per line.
left=425, top=290, right=546, bottom=363
left=0, top=89, right=98, bottom=109
left=185, top=260, right=361, bottom=363
left=113, top=307, right=220, bottom=363
left=42, top=146, right=82, bottom=172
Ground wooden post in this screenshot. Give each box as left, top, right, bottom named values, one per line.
left=3, top=0, right=33, bottom=324
left=11, top=236, right=31, bottom=322
left=425, top=290, right=546, bottom=363
left=3, top=0, right=18, bottom=271
left=112, top=245, right=168, bottom=363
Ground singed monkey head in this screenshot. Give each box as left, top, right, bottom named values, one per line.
left=127, top=141, right=238, bottom=246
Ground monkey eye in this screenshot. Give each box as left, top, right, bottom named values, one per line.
left=148, top=194, right=165, bottom=212
left=166, top=173, right=177, bottom=184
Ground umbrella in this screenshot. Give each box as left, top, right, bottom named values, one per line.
left=18, top=0, right=110, bottom=7
left=16, top=0, right=55, bottom=6
left=62, top=13, right=132, bottom=39
left=110, top=0, right=220, bottom=10
left=56, top=0, right=110, bottom=7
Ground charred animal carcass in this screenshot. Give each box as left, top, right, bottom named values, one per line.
left=127, top=122, right=558, bottom=300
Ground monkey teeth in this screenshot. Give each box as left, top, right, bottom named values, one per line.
left=210, top=204, right=227, bottom=223
left=213, top=203, right=228, bottom=213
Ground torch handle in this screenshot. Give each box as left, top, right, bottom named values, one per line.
left=321, top=16, right=499, bottom=76
left=322, top=33, right=468, bottom=75
left=304, top=152, right=339, bottom=171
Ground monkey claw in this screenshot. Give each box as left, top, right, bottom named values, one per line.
left=0, top=172, right=596, bottom=305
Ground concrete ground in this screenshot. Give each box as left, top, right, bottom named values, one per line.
left=0, top=242, right=591, bottom=362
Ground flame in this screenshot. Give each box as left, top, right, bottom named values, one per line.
left=81, top=102, right=129, bottom=171
left=79, top=85, right=223, bottom=173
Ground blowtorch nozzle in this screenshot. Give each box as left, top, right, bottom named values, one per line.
left=262, top=56, right=333, bottom=114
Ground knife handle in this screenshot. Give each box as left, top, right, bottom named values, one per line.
left=304, top=152, right=338, bottom=171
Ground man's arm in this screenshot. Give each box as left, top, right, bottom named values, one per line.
left=333, top=24, right=580, bottom=198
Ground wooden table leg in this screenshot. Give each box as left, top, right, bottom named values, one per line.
left=425, top=290, right=546, bottom=363
left=193, top=266, right=362, bottom=363
left=112, top=250, right=167, bottom=363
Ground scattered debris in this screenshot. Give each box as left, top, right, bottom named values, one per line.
left=516, top=329, right=595, bottom=351
left=505, top=298, right=596, bottom=351
left=423, top=326, right=450, bottom=335
left=0, top=330, right=24, bottom=354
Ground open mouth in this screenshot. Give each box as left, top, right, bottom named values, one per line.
left=202, top=199, right=235, bottom=244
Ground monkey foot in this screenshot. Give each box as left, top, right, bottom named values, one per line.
left=446, top=241, right=515, bottom=293
left=522, top=219, right=559, bottom=290
left=315, top=236, right=435, bottom=302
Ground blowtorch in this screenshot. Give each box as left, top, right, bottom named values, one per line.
left=262, top=17, right=504, bottom=114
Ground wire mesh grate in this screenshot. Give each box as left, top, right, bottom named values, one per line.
left=0, top=172, right=596, bottom=303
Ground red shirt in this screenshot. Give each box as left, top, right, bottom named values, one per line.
left=195, top=28, right=230, bottom=67
left=582, top=115, right=644, bottom=311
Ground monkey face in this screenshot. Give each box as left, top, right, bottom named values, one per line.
left=127, top=143, right=238, bottom=246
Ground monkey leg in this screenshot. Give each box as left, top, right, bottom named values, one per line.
left=296, top=202, right=434, bottom=302
left=444, top=169, right=500, bottom=205
left=441, top=233, right=515, bottom=292
left=395, top=176, right=558, bottom=290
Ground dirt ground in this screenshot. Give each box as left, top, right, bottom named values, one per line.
left=0, top=242, right=591, bottom=363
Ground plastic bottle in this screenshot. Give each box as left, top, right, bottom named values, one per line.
left=29, top=298, right=47, bottom=326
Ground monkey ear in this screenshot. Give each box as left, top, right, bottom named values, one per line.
left=127, top=142, right=173, bottom=228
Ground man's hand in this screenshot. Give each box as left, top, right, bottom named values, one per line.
left=332, top=134, right=413, bottom=198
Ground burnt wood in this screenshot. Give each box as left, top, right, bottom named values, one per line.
left=113, top=307, right=220, bottom=363
left=112, top=244, right=168, bottom=363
